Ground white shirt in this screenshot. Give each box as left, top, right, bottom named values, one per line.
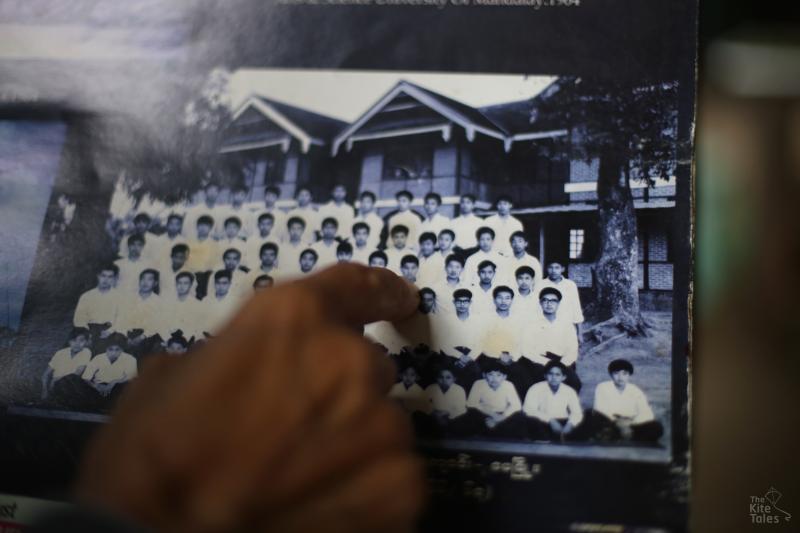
left=184, top=202, right=224, bottom=238
left=479, top=312, right=525, bottom=361
left=49, top=348, right=92, bottom=380
left=385, top=245, right=415, bottom=275
left=204, top=292, right=241, bottom=336
left=436, top=312, right=483, bottom=359
left=364, top=321, right=413, bottom=354
left=279, top=239, right=311, bottom=275
left=115, top=292, right=163, bottom=337
left=73, top=287, right=119, bottom=329
left=216, top=236, right=249, bottom=269
left=512, top=290, right=543, bottom=324
left=387, top=210, right=423, bottom=247
left=507, top=253, right=543, bottom=287
left=419, top=212, right=452, bottom=240
left=470, top=283, right=499, bottom=318
left=521, top=316, right=579, bottom=366
left=184, top=237, right=219, bottom=272
left=82, top=352, right=138, bottom=385
left=351, top=244, right=374, bottom=265
left=148, top=233, right=189, bottom=267
left=593, top=381, right=655, bottom=424
left=114, top=257, right=150, bottom=293
left=417, top=253, right=445, bottom=286
left=466, top=380, right=521, bottom=419
left=318, top=201, right=355, bottom=239
left=425, top=384, right=467, bottom=418
left=160, top=294, right=205, bottom=341
left=310, top=239, right=339, bottom=269
left=389, top=382, right=427, bottom=413
left=286, top=205, right=320, bottom=242
left=352, top=211, right=384, bottom=249
left=463, top=249, right=510, bottom=286
left=539, top=277, right=584, bottom=324
left=485, top=214, right=524, bottom=255
left=250, top=206, right=288, bottom=242
left=451, top=213, right=485, bottom=249
left=218, top=205, right=253, bottom=239
left=522, top=381, right=583, bottom=425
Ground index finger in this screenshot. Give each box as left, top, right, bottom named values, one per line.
left=295, top=263, right=420, bottom=327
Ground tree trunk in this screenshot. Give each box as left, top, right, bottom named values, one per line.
left=593, top=152, right=648, bottom=335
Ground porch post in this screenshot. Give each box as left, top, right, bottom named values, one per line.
left=539, top=219, right=546, bottom=265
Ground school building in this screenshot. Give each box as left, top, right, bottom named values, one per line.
left=219, top=79, right=676, bottom=302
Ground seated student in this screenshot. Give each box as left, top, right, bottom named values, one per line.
left=417, top=364, right=469, bottom=438
left=41, top=327, right=92, bottom=401
left=203, top=270, right=241, bottom=337
left=522, top=360, right=584, bottom=443
left=463, top=227, right=509, bottom=285
left=161, top=271, right=204, bottom=343
left=160, top=243, right=191, bottom=297
left=521, top=287, right=581, bottom=392
left=81, top=333, right=138, bottom=401
left=436, top=229, right=456, bottom=261
left=387, top=190, right=423, bottom=248
left=318, top=183, right=354, bottom=239
left=368, top=250, right=388, bottom=268
left=513, top=265, right=541, bottom=321
left=385, top=225, right=413, bottom=274
left=463, top=360, right=525, bottom=438
left=389, top=363, right=427, bottom=414
left=286, top=187, right=319, bottom=243
left=245, top=212, right=279, bottom=266
left=538, top=260, right=584, bottom=334
left=115, top=268, right=163, bottom=357
left=73, top=264, right=120, bottom=342
left=252, top=274, right=274, bottom=292
left=470, top=260, right=500, bottom=317
left=586, top=359, right=663, bottom=443
left=350, top=222, right=373, bottom=265
left=186, top=214, right=218, bottom=298
left=400, top=255, right=420, bottom=284
left=336, top=241, right=353, bottom=263
left=419, top=192, right=451, bottom=239
left=115, top=233, right=149, bottom=293
left=451, top=194, right=484, bottom=250
left=485, top=195, right=524, bottom=256
left=281, top=216, right=309, bottom=274
left=416, top=232, right=444, bottom=286
left=250, top=185, right=286, bottom=241
left=507, top=231, right=542, bottom=284
left=164, top=334, right=189, bottom=356
left=352, top=190, right=384, bottom=249
left=298, top=248, right=319, bottom=275
left=217, top=217, right=248, bottom=268
left=310, top=217, right=340, bottom=268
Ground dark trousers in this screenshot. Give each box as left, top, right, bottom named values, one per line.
left=49, top=375, right=126, bottom=413
left=412, top=411, right=473, bottom=439
left=461, top=408, right=527, bottom=439
left=474, top=355, right=533, bottom=399
left=583, top=410, right=664, bottom=443
left=525, top=416, right=586, bottom=442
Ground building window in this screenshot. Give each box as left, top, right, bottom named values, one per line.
left=382, top=138, right=434, bottom=181
left=569, top=228, right=585, bottom=260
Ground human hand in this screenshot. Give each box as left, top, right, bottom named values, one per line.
left=76, top=264, right=424, bottom=533
left=549, top=419, right=564, bottom=434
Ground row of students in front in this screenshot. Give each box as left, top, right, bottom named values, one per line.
left=41, top=327, right=192, bottom=410
left=368, top=286, right=581, bottom=403
left=390, top=357, right=663, bottom=445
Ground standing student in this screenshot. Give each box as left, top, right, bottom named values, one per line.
left=521, top=287, right=581, bottom=392
left=310, top=217, right=340, bottom=268
left=250, top=185, right=287, bottom=241
left=245, top=242, right=282, bottom=288
left=485, top=195, right=523, bottom=256
left=368, top=250, right=388, bottom=268
left=416, top=232, right=444, bottom=286
left=463, top=226, right=509, bottom=285
left=436, top=229, right=456, bottom=261
left=587, top=359, right=663, bottom=443
left=115, top=269, right=163, bottom=357
left=298, top=248, right=319, bottom=275
left=450, top=194, right=483, bottom=250
left=41, top=327, right=92, bottom=401
left=432, top=254, right=468, bottom=312
left=336, top=241, right=353, bottom=263
left=118, top=213, right=152, bottom=258
left=350, top=222, right=374, bottom=265
left=387, top=190, right=422, bottom=248
left=470, top=260, right=499, bottom=317
left=400, top=255, right=420, bottom=284
left=539, top=260, right=584, bottom=332
left=161, top=271, right=204, bottom=343
left=318, top=184, right=354, bottom=239
left=160, top=244, right=191, bottom=298
left=203, top=270, right=240, bottom=337
left=220, top=185, right=253, bottom=239
left=437, top=289, right=482, bottom=387
left=464, top=361, right=525, bottom=438
left=507, top=231, right=542, bottom=285
left=286, top=187, right=319, bottom=243
left=81, top=333, right=138, bottom=399
left=216, top=217, right=248, bottom=269
left=185, top=182, right=223, bottom=238
left=522, top=360, right=584, bottom=442
left=73, top=264, right=120, bottom=341
left=513, top=266, right=541, bottom=322
left=385, top=225, right=414, bottom=274
left=245, top=213, right=279, bottom=267
left=281, top=217, right=309, bottom=275
left=115, top=233, right=149, bottom=293
left=186, top=214, right=218, bottom=298
left=352, top=190, right=384, bottom=249
left=149, top=213, right=188, bottom=265
left=389, top=364, right=428, bottom=414
left=419, top=192, right=451, bottom=238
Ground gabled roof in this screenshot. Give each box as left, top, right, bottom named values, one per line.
left=223, top=95, right=347, bottom=154
left=332, top=79, right=568, bottom=155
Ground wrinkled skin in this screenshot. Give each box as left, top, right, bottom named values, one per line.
left=76, top=264, right=425, bottom=533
